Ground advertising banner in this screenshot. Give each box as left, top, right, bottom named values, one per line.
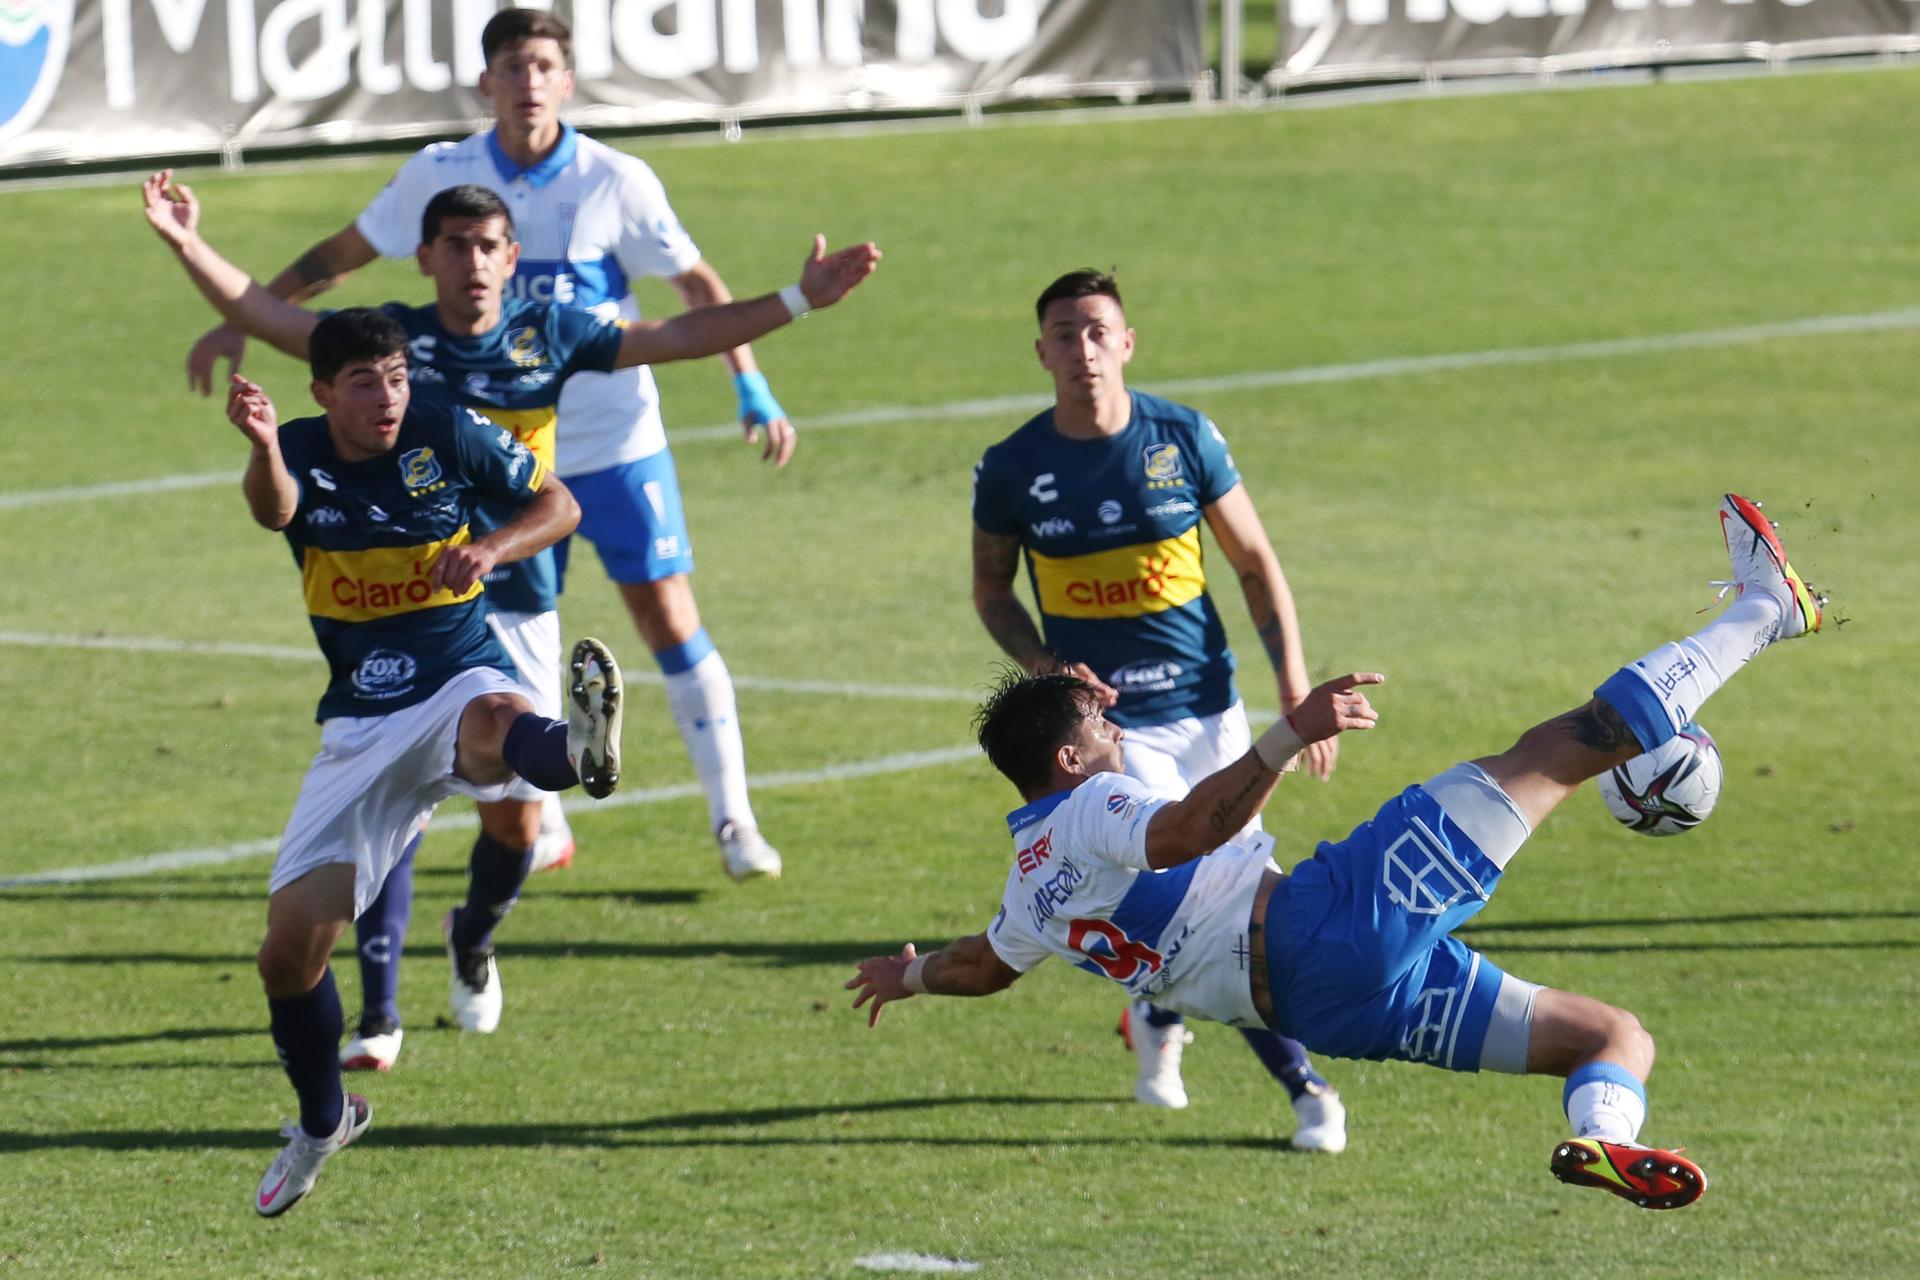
left=1271, top=0, right=1920, bottom=87
left=2, top=0, right=1205, bottom=169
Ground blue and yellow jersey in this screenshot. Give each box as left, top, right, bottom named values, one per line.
left=378, top=297, right=621, bottom=612
left=972, top=392, right=1243, bottom=729
left=276, top=396, right=548, bottom=721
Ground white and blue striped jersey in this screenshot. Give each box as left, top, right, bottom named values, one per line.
left=986, top=771, right=1274, bottom=1028
left=356, top=125, right=705, bottom=476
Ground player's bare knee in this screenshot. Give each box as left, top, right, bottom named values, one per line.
left=456, top=691, right=534, bottom=783
left=256, top=938, right=322, bottom=999
left=478, top=799, right=541, bottom=850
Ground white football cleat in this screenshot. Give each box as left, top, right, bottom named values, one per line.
left=1716, top=493, right=1824, bottom=640
left=442, top=909, right=502, bottom=1034
left=1120, top=1000, right=1192, bottom=1109
left=1290, top=1083, right=1348, bottom=1154
left=339, top=1017, right=402, bottom=1073
left=254, top=1093, right=372, bottom=1217
left=717, top=822, right=782, bottom=882
left=566, top=638, right=623, bottom=800
left=529, top=795, right=576, bottom=874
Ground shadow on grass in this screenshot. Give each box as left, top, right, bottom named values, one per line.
left=0, top=1094, right=1311, bottom=1154
left=0, top=883, right=704, bottom=908
left=6, top=940, right=942, bottom=968
left=0, top=1026, right=258, bottom=1053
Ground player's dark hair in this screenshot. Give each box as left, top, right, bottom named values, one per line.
left=482, top=7, right=572, bottom=65
left=973, top=667, right=1102, bottom=797
left=309, top=307, right=409, bottom=384
left=420, top=184, right=517, bottom=246
left=1035, top=270, right=1123, bottom=326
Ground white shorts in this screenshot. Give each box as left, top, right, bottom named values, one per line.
left=1120, top=701, right=1263, bottom=834
left=270, top=666, right=525, bottom=918
left=486, top=608, right=563, bottom=803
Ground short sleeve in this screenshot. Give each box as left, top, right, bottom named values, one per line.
left=611, top=161, right=703, bottom=281
left=450, top=404, right=546, bottom=508
left=1057, top=773, right=1166, bottom=872
left=1191, top=414, right=1242, bottom=506
left=549, top=305, right=623, bottom=377
left=985, top=882, right=1053, bottom=974
left=971, top=449, right=1022, bottom=537
left=355, top=146, right=451, bottom=259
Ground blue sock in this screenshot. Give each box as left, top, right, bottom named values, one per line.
left=501, top=712, right=577, bottom=791
left=267, top=968, right=345, bottom=1139
left=1238, top=1028, right=1327, bottom=1102
left=450, top=833, right=535, bottom=954
left=354, top=834, right=419, bottom=1029
left=1143, top=1004, right=1184, bottom=1029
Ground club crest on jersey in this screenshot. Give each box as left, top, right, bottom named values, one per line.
left=0, top=0, right=71, bottom=145
left=398, top=447, right=445, bottom=494
left=506, top=325, right=546, bottom=368
left=1142, top=443, right=1186, bottom=490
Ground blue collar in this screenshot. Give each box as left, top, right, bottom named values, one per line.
left=1006, top=788, right=1073, bottom=835
left=486, top=124, right=577, bottom=189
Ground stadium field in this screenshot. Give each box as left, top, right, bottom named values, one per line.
left=1, top=65, right=1916, bottom=1278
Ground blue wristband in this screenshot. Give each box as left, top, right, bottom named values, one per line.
left=734, top=371, right=786, bottom=426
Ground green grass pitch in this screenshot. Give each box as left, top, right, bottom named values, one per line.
left=1, top=66, right=1916, bottom=1278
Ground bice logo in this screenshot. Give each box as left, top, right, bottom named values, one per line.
left=0, top=0, right=70, bottom=145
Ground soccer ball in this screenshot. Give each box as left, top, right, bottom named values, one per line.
left=1596, top=722, right=1723, bottom=837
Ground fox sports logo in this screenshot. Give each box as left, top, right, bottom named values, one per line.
left=0, top=0, right=71, bottom=145
left=351, top=649, right=419, bottom=698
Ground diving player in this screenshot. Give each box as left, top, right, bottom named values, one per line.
left=184, top=7, right=804, bottom=884
left=854, top=492, right=1826, bottom=1210
left=970, top=270, right=1344, bottom=1149
left=143, top=172, right=878, bottom=1068
left=231, top=307, right=625, bottom=1216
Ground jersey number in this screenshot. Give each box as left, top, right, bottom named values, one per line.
left=1067, top=918, right=1162, bottom=982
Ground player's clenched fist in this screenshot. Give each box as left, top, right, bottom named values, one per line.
left=226, top=375, right=278, bottom=448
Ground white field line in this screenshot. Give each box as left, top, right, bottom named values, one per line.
left=0, top=744, right=979, bottom=889
left=853, top=1255, right=982, bottom=1275
left=0, top=629, right=979, bottom=704
left=4, top=306, right=1916, bottom=515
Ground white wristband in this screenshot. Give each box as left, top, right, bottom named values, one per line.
left=902, top=954, right=929, bottom=995
left=778, top=283, right=812, bottom=319
left=1253, top=715, right=1306, bottom=773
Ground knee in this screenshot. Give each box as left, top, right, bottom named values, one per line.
left=256, top=938, right=322, bottom=1000
left=1593, top=1005, right=1655, bottom=1078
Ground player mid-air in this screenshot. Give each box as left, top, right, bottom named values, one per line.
left=142, top=171, right=878, bottom=1072
left=852, top=493, right=1824, bottom=1209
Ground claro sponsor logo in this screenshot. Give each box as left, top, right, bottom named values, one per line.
left=1064, top=556, right=1182, bottom=608
left=331, top=563, right=437, bottom=612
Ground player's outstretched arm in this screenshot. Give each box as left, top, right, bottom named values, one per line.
left=226, top=376, right=298, bottom=531
left=185, top=222, right=378, bottom=397
left=846, top=937, right=1020, bottom=1027
left=1141, top=672, right=1384, bottom=869
left=611, top=236, right=881, bottom=370
left=429, top=475, right=582, bottom=595
left=141, top=171, right=319, bottom=364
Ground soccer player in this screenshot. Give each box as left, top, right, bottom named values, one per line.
left=853, top=492, right=1825, bottom=1209
left=185, top=7, right=805, bottom=882
left=144, top=172, right=877, bottom=1068
left=229, top=308, right=624, bottom=1215
left=971, top=270, right=1344, bottom=1149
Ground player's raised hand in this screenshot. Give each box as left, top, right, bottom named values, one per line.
left=1285, top=672, right=1385, bottom=746
left=845, top=942, right=918, bottom=1027
left=225, top=375, right=278, bottom=448
left=141, top=170, right=200, bottom=251
left=797, top=234, right=882, bottom=309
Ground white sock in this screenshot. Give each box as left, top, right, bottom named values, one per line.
left=1564, top=1066, right=1648, bottom=1142
left=1623, top=591, right=1784, bottom=736
left=662, top=649, right=755, bottom=833
left=539, top=791, right=572, bottom=843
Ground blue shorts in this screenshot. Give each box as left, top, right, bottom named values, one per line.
left=1269, top=783, right=1513, bottom=1072
left=555, top=451, right=695, bottom=587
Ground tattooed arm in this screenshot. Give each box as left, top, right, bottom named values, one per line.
left=1140, top=673, right=1383, bottom=870
left=1204, top=484, right=1339, bottom=779
left=972, top=524, right=1120, bottom=704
